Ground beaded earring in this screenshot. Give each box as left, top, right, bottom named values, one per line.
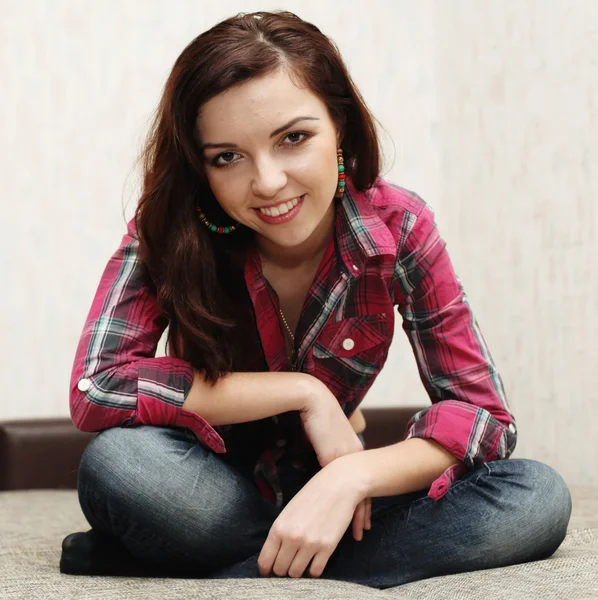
left=196, top=205, right=239, bottom=234
left=335, top=147, right=346, bottom=198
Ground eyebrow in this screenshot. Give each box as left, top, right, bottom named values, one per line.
left=199, top=116, right=320, bottom=153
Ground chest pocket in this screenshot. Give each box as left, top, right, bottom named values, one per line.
left=312, top=313, right=390, bottom=378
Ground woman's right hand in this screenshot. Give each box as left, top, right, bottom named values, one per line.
left=298, top=377, right=372, bottom=540
left=298, top=378, right=365, bottom=469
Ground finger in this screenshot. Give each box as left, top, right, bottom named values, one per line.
left=363, top=497, right=371, bottom=530
left=361, top=498, right=369, bottom=530
left=309, top=548, right=335, bottom=579
left=352, top=500, right=364, bottom=541
left=287, top=545, right=317, bottom=579
left=272, top=540, right=300, bottom=578
left=257, top=533, right=281, bottom=577
left=352, top=499, right=366, bottom=541
left=360, top=498, right=369, bottom=534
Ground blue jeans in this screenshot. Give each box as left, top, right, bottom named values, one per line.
left=77, top=425, right=572, bottom=589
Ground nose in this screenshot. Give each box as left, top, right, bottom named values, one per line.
left=251, top=154, right=288, bottom=199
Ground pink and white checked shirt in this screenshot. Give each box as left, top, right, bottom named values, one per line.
left=70, top=177, right=517, bottom=508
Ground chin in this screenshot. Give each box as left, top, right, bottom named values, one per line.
left=270, top=231, right=312, bottom=248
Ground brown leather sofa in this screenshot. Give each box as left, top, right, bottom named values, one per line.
left=0, top=407, right=418, bottom=491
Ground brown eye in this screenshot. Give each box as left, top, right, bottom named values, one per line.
left=284, top=132, right=309, bottom=145
left=211, top=151, right=240, bottom=168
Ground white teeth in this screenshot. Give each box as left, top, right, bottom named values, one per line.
left=259, top=196, right=301, bottom=216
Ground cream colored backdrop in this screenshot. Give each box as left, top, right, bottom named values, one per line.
left=1, top=1, right=596, bottom=486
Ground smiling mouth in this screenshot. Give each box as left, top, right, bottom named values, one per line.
left=254, top=194, right=305, bottom=224
left=258, top=197, right=301, bottom=217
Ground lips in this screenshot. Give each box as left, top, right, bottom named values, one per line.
left=258, top=196, right=300, bottom=217
left=255, top=194, right=305, bottom=225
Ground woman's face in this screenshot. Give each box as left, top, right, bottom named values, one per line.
left=195, top=68, right=341, bottom=252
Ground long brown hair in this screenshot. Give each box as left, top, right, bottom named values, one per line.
left=134, top=10, right=381, bottom=383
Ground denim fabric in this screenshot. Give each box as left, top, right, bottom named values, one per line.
left=77, top=426, right=572, bottom=589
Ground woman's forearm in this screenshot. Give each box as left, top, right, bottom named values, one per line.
left=181, top=369, right=319, bottom=426
left=343, top=437, right=460, bottom=499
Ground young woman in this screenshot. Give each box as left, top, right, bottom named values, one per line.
left=61, top=10, right=572, bottom=589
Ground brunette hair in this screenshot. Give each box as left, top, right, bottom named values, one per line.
left=134, top=10, right=381, bottom=382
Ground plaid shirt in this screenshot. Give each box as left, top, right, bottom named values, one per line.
left=70, top=177, right=517, bottom=508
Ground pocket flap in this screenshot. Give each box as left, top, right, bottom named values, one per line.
left=314, top=313, right=389, bottom=358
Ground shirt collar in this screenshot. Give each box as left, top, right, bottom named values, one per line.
left=335, top=177, right=397, bottom=278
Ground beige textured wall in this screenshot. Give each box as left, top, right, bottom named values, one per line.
left=1, top=1, right=596, bottom=486
left=432, top=1, right=598, bottom=488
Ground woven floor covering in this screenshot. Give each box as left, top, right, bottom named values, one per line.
left=1, top=486, right=596, bottom=599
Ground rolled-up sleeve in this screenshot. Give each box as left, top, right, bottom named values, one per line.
left=69, top=217, right=225, bottom=453
left=393, top=203, right=516, bottom=500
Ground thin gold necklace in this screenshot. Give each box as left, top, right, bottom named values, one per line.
left=279, top=308, right=297, bottom=371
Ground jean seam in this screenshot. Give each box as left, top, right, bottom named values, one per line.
left=480, top=462, right=493, bottom=479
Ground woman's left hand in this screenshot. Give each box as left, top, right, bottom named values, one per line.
left=257, top=456, right=369, bottom=579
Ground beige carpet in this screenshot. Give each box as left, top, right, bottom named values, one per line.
left=0, top=487, right=597, bottom=599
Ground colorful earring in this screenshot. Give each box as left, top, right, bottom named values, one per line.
left=335, top=147, right=346, bottom=198
left=196, top=206, right=239, bottom=234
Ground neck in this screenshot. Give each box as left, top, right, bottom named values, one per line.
left=256, top=202, right=336, bottom=269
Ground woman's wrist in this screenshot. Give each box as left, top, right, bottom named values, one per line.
left=297, top=374, right=334, bottom=413
left=327, top=451, right=372, bottom=502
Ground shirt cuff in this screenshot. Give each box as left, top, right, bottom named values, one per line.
left=134, top=390, right=226, bottom=454
left=428, top=462, right=469, bottom=501
left=174, top=408, right=226, bottom=453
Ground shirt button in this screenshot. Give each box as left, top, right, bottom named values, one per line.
left=77, top=378, right=92, bottom=392
left=276, top=439, right=287, bottom=448
left=508, top=423, right=516, bottom=434
left=352, top=264, right=359, bottom=272
left=342, top=338, right=355, bottom=351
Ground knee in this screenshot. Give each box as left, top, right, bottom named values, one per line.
left=78, top=426, right=207, bottom=525
left=523, top=460, right=572, bottom=537
left=78, top=426, right=120, bottom=495
left=486, top=459, right=572, bottom=556
left=79, top=426, right=169, bottom=498
left=516, top=460, right=571, bottom=517
left=77, top=425, right=268, bottom=541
